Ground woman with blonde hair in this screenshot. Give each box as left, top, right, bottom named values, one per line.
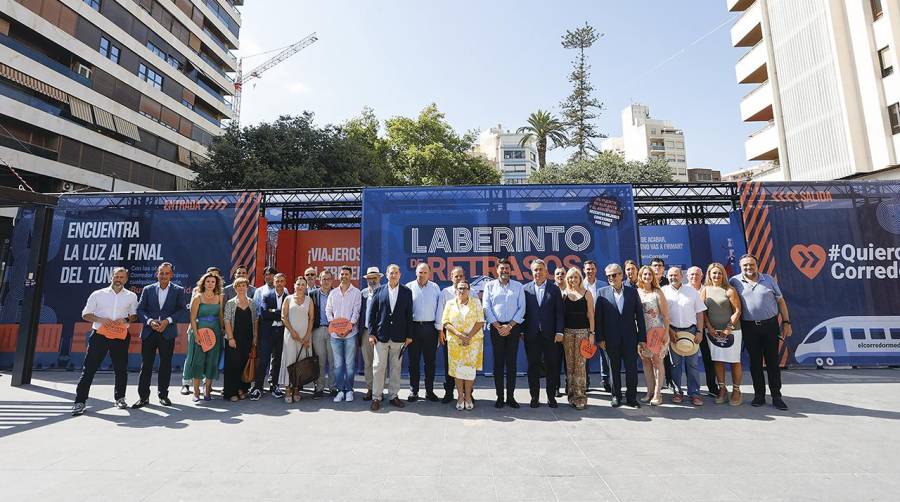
left=701, top=262, right=744, bottom=405
left=635, top=265, right=670, bottom=405
left=184, top=272, right=224, bottom=402
left=223, top=277, right=258, bottom=401
left=561, top=267, right=595, bottom=410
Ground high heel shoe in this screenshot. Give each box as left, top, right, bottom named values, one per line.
left=715, top=385, right=728, bottom=405
left=465, top=400, right=474, bottom=411
left=640, top=394, right=652, bottom=403
left=456, top=401, right=465, bottom=411
left=729, top=388, right=742, bottom=406
left=650, top=393, right=662, bottom=406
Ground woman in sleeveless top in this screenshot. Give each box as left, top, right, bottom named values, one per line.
left=635, top=266, right=670, bottom=406
left=223, top=277, right=258, bottom=402
left=280, top=276, right=314, bottom=404
left=184, top=272, right=224, bottom=402
left=562, top=267, right=595, bottom=410
left=701, top=263, right=744, bottom=406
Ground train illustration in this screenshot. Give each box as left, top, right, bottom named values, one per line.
left=794, top=316, right=900, bottom=367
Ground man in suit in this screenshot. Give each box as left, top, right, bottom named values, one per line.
left=367, top=264, right=414, bottom=411
left=523, top=259, right=565, bottom=408
left=359, top=266, right=383, bottom=401
left=133, top=262, right=186, bottom=408
left=250, top=272, right=289, bottom=400
left=595, top=263, right=647, bottom=408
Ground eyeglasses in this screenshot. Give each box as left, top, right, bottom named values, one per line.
left=606, top=272, right=621, bottom=279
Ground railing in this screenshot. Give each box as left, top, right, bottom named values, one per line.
left=736, top=39, right=764, bottom=66
left=0, top=80, right=65, bottom=117
left=194, top=76, right=230, bottom=107
left=0, top=134, right=58, bottom=161
left=0, top=34, right=91, bottom=87
left=743, top=79, right=770, bottom=100
left=205, top=0, right=240, bottom=37
left=193, top=106, right=221, bottom=128
left=199, top=52, right=234, bottom=82
left=748, top=121, right=775, bottom=139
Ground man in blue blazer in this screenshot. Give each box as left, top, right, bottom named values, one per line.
left=523, top=259, right=565, bottom=408
left=133, top=262, right=186, bottom=408
left=251, top=272, right=289, bottom=400
left=594, top=263, right=647, bottom=408
left=367, top=264, right=414, bottom=411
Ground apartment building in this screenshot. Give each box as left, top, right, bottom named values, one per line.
left=602, top=104, right=689, bottom=182
left=473, top=124, right=539, bottom=185
left=0, top=0, right=241, bottom=200
left=729, top=0, right=900, bottom=180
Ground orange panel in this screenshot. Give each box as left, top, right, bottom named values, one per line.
left=35, top=324, right=62, bottom=352
left=0, top=324, right=18, bottom=352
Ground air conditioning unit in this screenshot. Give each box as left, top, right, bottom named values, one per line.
left=73, top=63, right=92, bottom=80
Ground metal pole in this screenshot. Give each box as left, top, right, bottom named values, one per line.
left=11, top=205, right=54, bottom=387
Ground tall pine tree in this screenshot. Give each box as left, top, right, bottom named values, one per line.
left=560, top=22, right=605, bottom=160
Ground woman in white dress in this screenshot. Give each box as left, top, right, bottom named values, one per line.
left=280, top=276, right=314, bottom=404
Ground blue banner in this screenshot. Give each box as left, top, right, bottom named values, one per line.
left=362, top=185, right=640, bottom=374
left=740, top=181, right=900, bottom=367
left=0, top=192, right=261, bottom=369
left=639, top=212, right=747, bottom=274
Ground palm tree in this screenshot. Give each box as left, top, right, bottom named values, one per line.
left=516, top=110, right=569, bottom=171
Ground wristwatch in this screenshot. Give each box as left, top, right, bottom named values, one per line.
left=782, top=320, right=791, bottom=325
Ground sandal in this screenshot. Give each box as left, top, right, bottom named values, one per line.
left=456, top=401, right=465, bottom=411
left=650, top=394, right=662, bottom=406
left=192, top=394, right=200, bottom=403
left=465, top=401, right=474, bottom=411
left=730, top=388, right=743, bottom=406
left=715, top=385, right=728, bottom=405
left=640, top=393, right=652, bottom=403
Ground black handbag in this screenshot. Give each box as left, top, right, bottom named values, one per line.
left=287, top=342, right=319, bottom=388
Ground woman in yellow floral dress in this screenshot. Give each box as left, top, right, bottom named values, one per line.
left=441, top=280, right=485, bottom=411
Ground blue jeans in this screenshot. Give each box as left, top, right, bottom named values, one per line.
left=330, top=335, right=357, bottom=392
left=670, top=326, right=702, bottom=397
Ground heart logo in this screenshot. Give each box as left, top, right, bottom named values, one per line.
left=790, top=244, right=826, bottom=280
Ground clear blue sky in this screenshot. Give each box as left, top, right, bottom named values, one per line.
left=237, top=1, right=754, bottom=173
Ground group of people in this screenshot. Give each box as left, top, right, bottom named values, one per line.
left=71, top=253, right=793, bottom=416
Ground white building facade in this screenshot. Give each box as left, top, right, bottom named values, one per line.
left=474, top=125, right=539, bottom=185
left=729, top=0, right=900, bottom=180
left=601, top=104, right=689, bottom=182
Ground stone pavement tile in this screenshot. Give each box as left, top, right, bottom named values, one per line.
left=549, top=476, right=616, bottom=502
left=439, top=455, right=493, bottom=477
left=492, top=475, right=555, bottom=501
left=437, top=475, right=498, bottom=502
left=373, top=475, right=444, bottom=501
left=601, top=474, right=741, bottom=502
left=728, top=473, right=900, bottom=502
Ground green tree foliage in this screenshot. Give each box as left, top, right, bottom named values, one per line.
left=383, top=104, right=500, bottom=186
left=527, top=152, right=674, bottom=184
left=516, top=110, right=568, bottom=171
left=560, top=22, right=605, bottom=160
left=191, top=105, right=498, bottom=189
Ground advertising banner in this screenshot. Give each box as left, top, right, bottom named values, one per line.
left=740, top=181, right=900, bottom=367
left=639, top=212, right=747, bottom=274
left=0, top=192, right=261, bottom=369
left=275, top=229, right=361, bottom=287
left=362, top=185, right=640, bottom=374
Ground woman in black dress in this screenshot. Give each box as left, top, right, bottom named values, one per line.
left=223, top=277, right=258, bottom=401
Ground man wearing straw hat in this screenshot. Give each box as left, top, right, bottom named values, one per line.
left=662, top=267, right=707, bottom=406
left=359, top=266, right=383, bottom=401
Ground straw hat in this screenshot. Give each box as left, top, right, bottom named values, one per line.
left=363, top=266, right=383, bottom=279
left=671, top=331, right=699, bottom=357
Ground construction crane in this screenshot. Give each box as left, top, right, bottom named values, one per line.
left=232, top=32, right=318, bottom=124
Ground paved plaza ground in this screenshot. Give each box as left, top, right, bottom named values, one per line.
left=1, top=368, right=899, bottom=501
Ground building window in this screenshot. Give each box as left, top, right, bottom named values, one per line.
left=879, top=47, right=894, bottom=78
left=83, top=0, right=101, bottom=10
left=99, top=37, right=120, bottom=64
left=138, top=63, right=163, bottom=89
left=889, top=103, right=900, bottom=135
left=871, top=0, right=883, bottom=19
left=147, top=42, right=181, bottom=70
left=503, top=150, right=526, bottom=160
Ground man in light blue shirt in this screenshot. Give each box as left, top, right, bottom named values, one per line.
left=583, top=260, right=611, bottom=392
left=405, top=263, right=443, bottom=402
left=483, top=259, right=526, bottom=409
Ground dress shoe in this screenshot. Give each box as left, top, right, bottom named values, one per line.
left=425, top=392, right=440, bottom=402
left=131, top=398, right=149, bottom=409
left=529, top=399, right=540, bottom=408
left=180, top=385, right=190, bottom=395
left=626, top=400, right=641, bottom=408
left=751, top=395, right=766, bottom=407
left=159, top=396, right=172, bottom=406
left=389, top=397, right=405, bottom=408
left=602, top=380, right=612, bottom=394
left=71, top=402, right=86, bottom=416
left=548, top=397, right=558, bottom=408
left=370, top=399, right=381, bottom=411
left=506, top=398, right=520, bottom=409
left=115, top=398, right=128, bottom=409
left=494, top=398, right=504, bottom=409
left=555, top=390, right=564, bottom=398
left=441, top=393, right=454, bottom=404
left=611, top=396, right=622, bottom=408
left=772, top=397, right=788, bottom=411
left=363, top=389, right=373, bottom=401
left=407, top=393, right=419, bottom=403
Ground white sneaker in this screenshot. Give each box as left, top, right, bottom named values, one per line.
left=333, top=392, right=344, bottom=403
left=344, top=391, right=354, bottom=402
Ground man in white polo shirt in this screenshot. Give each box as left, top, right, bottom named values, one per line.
left=72, top=267, right=139, bottom=416
left=662, top=266, right=707, bottom=406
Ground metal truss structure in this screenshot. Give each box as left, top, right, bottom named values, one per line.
left=264, top=183, right=743, bottom=228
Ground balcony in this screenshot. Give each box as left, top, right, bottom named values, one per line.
left=740, top=80, right=774, bottom=122
left=0, top=34, right=90, bottom=87
left=731, top=0, right=763, bottom=47
left=735, top=40, right=767, bottom=84
left=745, top=122, right=779, bottom=161
left=727, top=0, right=755, bottom=11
